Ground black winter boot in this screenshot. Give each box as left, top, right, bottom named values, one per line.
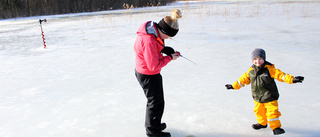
left=147, top=132, right=171, bottom=137
left=273, top=128, right=285, bottom=135
left=160, top=123, right=167, bottom=130
left=252, top=123, right=267, bottom=130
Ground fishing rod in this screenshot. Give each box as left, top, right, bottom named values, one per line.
left=180, top=54, right=197, bottom=65
left=176, top=51, right=197, bottom=65
left=162, top=46, right=197, bottom=65
left=39, top=19, right=47, bottom=48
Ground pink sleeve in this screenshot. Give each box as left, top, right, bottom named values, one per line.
left=143, top=41, right=171, bottom=71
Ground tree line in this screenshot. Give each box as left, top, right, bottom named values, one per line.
left=0, top=0, right=176, bottom=19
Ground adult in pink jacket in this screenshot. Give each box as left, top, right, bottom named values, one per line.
left=134, top=10, right=182, bottom=137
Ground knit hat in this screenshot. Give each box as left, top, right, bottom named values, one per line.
left=158, top=19, right=179, bottom=37
left=156, top=10, right=181, bottom=37
left=251, top=48, right=266, bottom=60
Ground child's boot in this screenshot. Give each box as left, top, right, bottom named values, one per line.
left=273, top=128, right=285, bottom=135
left=252, top=123, right=267, bottom=130
left=147, top=132, right=171, bottom=137
left=160, top=123, right=167, bottom=130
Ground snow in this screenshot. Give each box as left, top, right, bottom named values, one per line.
left=1, top=0, right=320, bottom=137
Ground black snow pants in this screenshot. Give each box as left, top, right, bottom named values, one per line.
left=135, top=71, right=165, bottom=136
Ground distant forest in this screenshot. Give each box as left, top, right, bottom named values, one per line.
left=0, top=0, right=176, bottom=19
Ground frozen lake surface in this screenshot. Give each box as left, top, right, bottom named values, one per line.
left=1, top=0, right=320, bottom=137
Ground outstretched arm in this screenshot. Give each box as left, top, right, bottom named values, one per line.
left=272, top=68, right=304, bottom=84
left=226, top=70, right=251, bottom=90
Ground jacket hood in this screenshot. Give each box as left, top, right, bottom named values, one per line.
left=136, top=21, right=159, bottom=38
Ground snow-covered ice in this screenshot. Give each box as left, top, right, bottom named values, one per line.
left=1, top=0, right=320, bottom=137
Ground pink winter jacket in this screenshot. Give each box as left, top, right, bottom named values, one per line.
left=134, top=21, right=171, bottom=75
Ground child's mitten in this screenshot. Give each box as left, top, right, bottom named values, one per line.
left=293, top=76, right=304, bottom=83
left=225, top=84, right=234, bottom=89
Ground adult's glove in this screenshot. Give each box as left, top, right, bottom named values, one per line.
left=293, top=76, right=304, bottom=83
left=161, top=46, right=175, bottom=59
left=225, top=84, right=234, bottom=89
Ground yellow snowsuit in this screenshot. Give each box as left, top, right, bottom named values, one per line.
left=232, top=61, right=294, bottom=130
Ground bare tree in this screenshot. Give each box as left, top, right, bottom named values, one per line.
left=0, top=0, right=176, bottom=19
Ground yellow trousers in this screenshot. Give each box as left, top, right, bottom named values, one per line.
left=254, top=100, right=282, bottom=130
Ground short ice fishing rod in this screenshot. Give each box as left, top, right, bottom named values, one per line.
left=176, top=51, right=197, bottom=65
left=39, top=19, right=47, bottom=48
left=162, top=46, right=197, bottom=65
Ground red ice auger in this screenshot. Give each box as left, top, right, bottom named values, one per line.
left=39, top=19, right=47, bottom=48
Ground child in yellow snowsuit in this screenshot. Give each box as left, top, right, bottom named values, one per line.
left=225, top=48, right=304, bottom=135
